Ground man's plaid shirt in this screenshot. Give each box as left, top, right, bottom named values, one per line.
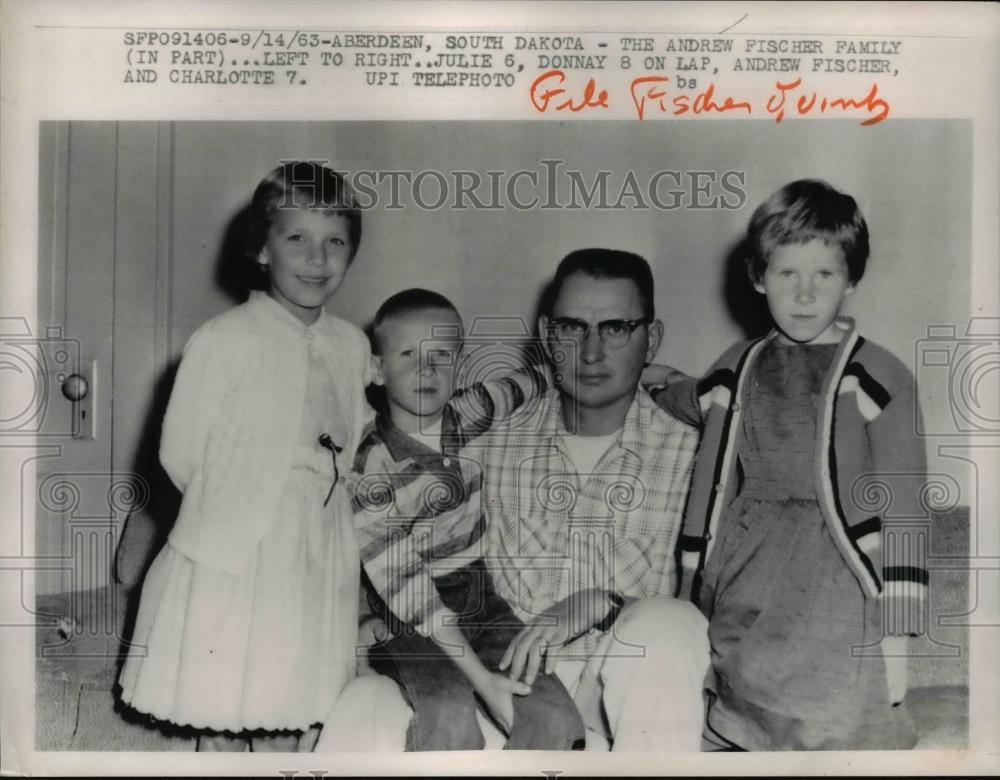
left=476, top=387, right=698, bottom=635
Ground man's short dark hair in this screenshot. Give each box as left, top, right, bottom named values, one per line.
left=371, top=288, right=462, bottom=355
left=543, top=248, right=655, bottom=320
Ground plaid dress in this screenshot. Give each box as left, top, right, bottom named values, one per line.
left=701, top=341, right=916, bottom=750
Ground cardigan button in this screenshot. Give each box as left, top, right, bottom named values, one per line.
left=715, top=483, right=724, bottom=493
left=443, top=457, right=452, bottom=466
left=731, top=402, right=741, bottom=412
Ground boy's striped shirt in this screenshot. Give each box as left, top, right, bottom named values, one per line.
left=352, top=366, right=546, bottom=636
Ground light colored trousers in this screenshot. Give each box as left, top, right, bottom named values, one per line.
left=316, top=596, right=710, bottom=752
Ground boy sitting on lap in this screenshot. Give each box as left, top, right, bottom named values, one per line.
left=350, top=288, right=585, bottom=752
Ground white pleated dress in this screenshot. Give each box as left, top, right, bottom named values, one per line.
left=119, top=331, right=360, bottom=734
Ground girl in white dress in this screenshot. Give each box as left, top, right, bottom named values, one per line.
left=118, top=162, right=370, bottom=752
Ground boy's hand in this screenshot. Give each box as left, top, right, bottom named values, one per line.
left=473, top=672, right=531, bottom=736
left=427, top=615, right=528, bottom=734
left=881, top=635, right=909, bottom=706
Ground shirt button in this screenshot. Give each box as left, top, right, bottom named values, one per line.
left=715, top=483, right=725, bottom=493
left=306, top=332, right=314, bottom=341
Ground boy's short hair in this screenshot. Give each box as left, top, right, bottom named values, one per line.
left=371, top=288, right=463, bottom=355
left=246, top=161, right=363, bottom=264
left=543, top=248, right=655, bottom=320
left=746, top=179, right=869, bottom=284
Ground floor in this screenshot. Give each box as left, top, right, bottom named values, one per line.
left=34, top=509, right=971, bottom=752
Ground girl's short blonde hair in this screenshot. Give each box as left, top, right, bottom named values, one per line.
left=246, top=161, right=362, bottom=264
left=746, top=179, right=869, bottom=284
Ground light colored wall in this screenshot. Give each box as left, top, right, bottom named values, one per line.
left=168, top=121, right=971, bottom=464
left=39, top=119, right=973, bottom=592
left=170, top=120, right=970, bottom=358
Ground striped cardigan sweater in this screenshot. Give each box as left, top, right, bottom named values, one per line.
left=652, top=318, right=929, bottom=636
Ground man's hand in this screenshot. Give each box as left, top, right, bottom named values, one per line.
left=472, top=672, right=531, bottom=736
left=499, top=589, right=610, bottom=685
left=881, top=635, right=909, bottom=706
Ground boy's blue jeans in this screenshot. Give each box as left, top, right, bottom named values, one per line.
left=366, top=560, right=586, bottom=751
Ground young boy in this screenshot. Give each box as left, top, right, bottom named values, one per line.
left=644, top=179, right=925, bottom=749
left=352, top=288, right=585, bottom=751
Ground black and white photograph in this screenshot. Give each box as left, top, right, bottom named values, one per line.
left=1, top=2, right=997, bottom=776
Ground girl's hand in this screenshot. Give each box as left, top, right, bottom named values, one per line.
left=473, top=672, right=531, bottom=736
left=676, top=570, right=694, bottom=603
left=881, top=635, right=909, bottom=706
left=355, top=616, right=391, bottom=677
left=357, top=615, right=391, bottom=648
left=340, top=471, right=360, bottom=494
left=641, top=363, right=690, bottom=389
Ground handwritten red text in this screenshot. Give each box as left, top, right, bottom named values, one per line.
left=765, top=77, right=889, bottom=126
left=529, top=71, right=891, bottom=127
left=530, top=69, right=609, bottom=113
left=630, top=76, right=752, bottom=120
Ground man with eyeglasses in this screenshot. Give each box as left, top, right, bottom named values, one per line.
left=479, top=248, right=711, bottom=751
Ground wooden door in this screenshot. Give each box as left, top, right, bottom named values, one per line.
left=34, top=121, right=173, bottom=598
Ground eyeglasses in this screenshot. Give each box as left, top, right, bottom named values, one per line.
left=547, top=317, right=651, bottom=348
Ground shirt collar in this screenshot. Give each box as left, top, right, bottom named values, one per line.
left=374, top=409, right=459, bottom=463
left=619, top=388, right=656, bottom=459
left=248, top=290, right=328, bottom=334
left=763, top=315, right=857, bottom=346
left=536, top=386, right=649, bottom=460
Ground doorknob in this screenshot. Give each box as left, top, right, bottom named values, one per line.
left=60, top=361, right=96, bottom=440
left=61, top=373, right=90, bottom=402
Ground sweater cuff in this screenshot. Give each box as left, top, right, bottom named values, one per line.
left=677, top=561, right=700, bottom=603
left=881, top=578, right=928, bottom=637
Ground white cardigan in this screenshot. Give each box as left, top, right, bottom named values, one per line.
left=161, top=292, right=371, bottom=574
